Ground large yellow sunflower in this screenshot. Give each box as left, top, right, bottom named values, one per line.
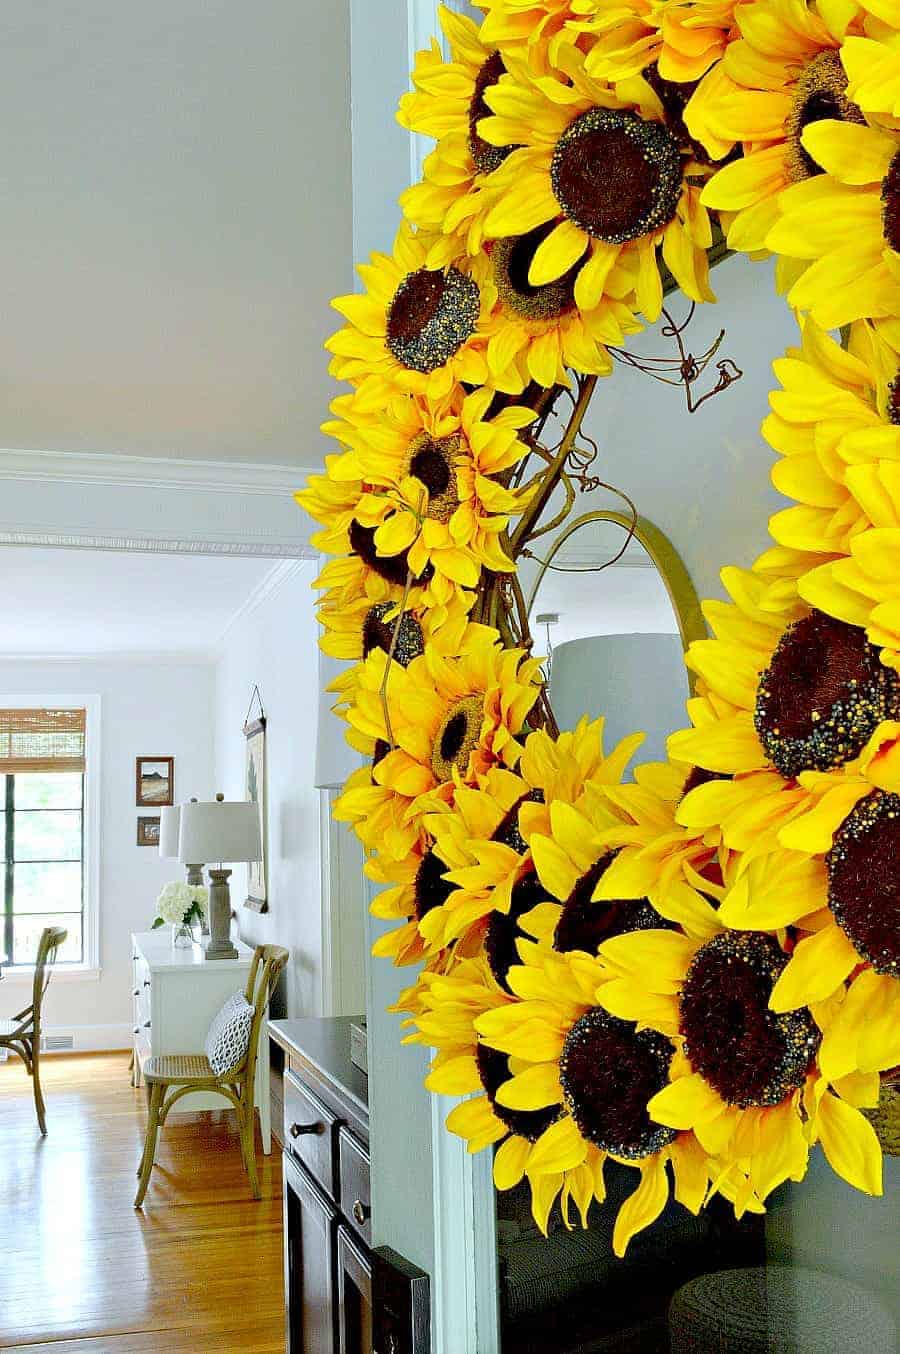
left=420, top=717, right=644, bottom=968
left=477, top=46, right=716, bottom=328
left=325, top=221, right=501, bottom=402
left=343, top=623, right=544, bottom=827
left=595, top=921, right=886, bottom=1205
left=688, top=0, right=868, bottom=252
left=398, top=6, right=518, bottom=261
left=766, top=115, right=900, bottom=328
left=474, top=940, right=730, bottom=1251
left=573, top=0, right=739, bottom=85
left=323, top=384, right=536, bottom=591
left=762, top=318, right=900, bottom=571
left=668, top=565, right=900, bottom=780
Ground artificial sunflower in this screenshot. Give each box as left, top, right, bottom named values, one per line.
left=688, top=0, right=868, bottom=252
left=325, top=221, right=500, bottom=402
left=595, top=921, right=885, bottom=1206
left=761, top=318, right=900, bottom=571
left=766, top=115, right=900, bottom=328
left=668, top=565, right=900, bottom=780
left=323, top=384, right=536, bottom=592
left=473, top=940, right=729, bottom=1251
left=343, top=623, right=544, bottom=828
left=573, top=0, right=739, bottom=86
left=421, top=717, right=645, bottom=972
left=398, top=6, right=516, bottom=261
left=478, top=46, right=716, bottom=328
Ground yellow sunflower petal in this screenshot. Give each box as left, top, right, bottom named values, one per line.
left=814, top=1092, right=883, bottom=1197
left=495, top=1062, right=563, bottom=1111
left=769, top=924, right=860, bottom=1012
left=493, top=1133, right=532, bottom=1190
left=526, top=1115, right=588, bottom=1175
left=613, top=1155, right=669, bottom=1258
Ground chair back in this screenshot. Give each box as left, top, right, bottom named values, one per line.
left=241, top=945, right=289, bottom=1093
left=31, top=926, right=68, bottom=1026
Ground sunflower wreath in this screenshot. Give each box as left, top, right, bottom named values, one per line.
left=297, top=0, right=900, bottom=1254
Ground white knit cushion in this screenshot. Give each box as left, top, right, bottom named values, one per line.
left=205, top=992, right=253, bottom=1076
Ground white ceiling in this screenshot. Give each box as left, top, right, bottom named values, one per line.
left=0, top=547, right=278, bottom=658
left=0, top=2, right=352, bottom=465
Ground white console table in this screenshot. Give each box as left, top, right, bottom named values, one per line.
left=130, top=929, right=271, bottom=1153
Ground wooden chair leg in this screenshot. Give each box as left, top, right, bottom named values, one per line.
left=242, top=1102, right=260, bottom=1200
left=31, top=1039, right=47, bottom=1137
left=134, top=1083, right=163, bottom=1208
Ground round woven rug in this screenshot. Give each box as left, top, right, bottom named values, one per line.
left=669, top=1265, right=895, bottom=1354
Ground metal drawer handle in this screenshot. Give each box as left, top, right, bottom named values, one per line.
left=290, top=1121, right=324, bottom=1139
left=144, top=979, right=151, bottom=988
left=352, top=1199, right=371, bottom=1226
left=143, top=1020, right=151, bottom=1029
left=133, top=989, right=139, bottom=997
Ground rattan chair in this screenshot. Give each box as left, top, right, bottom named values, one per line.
left=0, top=925, right=68, bottom=1136
left=134, top=943, right=288, bottom=1207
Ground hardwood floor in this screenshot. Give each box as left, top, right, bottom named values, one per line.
left=0, top=1053, right=285, bottom=1352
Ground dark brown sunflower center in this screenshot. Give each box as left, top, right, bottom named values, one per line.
left=348, top=520, right=413, bottom=587
left=469, top=50, right=513, bottom=176
left=553, top=853, right=674, bottom=956
left=476, top=1042, right=561, bottom=1142
left=681, top=766, right=730, bottom=797
left=431, top=694, right=484, bottom=781
left=754, top=609, right=899, bottom=779
left=386, top=267, right=480, bottom=374
left=550, top=107, right=683, bottom=245
left=413, top=846, right=455, bottom=923
left=559, top=1008, right=676, bottom=1159
left=372, top=738, right=391, bottom=768
left=882, top=150, right=900, bottom=254
left=406, top=433, right=461, bottom=523
left=826, top=791, right=900, bottom=977
left=362, top=602, right=424, bottom=667
left=784, top=51, right=865, bottom=183
left=888, top=370, right=900, bottom=427
left=679, top=932, right=819, bottom=1109
left=492, top=222, right=585, bottom=321
left=485, top=871, right=546, bottom=991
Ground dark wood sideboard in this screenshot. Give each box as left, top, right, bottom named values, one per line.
left=269, top=1018, right=430, bottom=1354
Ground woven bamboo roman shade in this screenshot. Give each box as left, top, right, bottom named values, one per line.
left=0, top=708, right=86, bottom=774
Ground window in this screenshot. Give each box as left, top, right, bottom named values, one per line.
left=0, top=708, right=88, bottom=969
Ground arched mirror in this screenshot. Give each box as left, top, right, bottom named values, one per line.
left=527, top=512, right=704, bottom=765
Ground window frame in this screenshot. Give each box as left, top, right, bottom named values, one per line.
left=0, top=694, right=101, bottom=979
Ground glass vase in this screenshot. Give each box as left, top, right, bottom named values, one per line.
left=172, top=921, right=193, bottom=949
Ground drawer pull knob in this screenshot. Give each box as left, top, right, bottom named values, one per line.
left=143, top=1020, right=151, bottom=1029
left=290, top=1121, right=324, bottom=1139
left=352, top=1199, right=370, bottom=1226
left=144, top=979, right=151, bottom=988
left=133, top=989, right=139, bottom=997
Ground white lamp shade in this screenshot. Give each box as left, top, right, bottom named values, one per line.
left=158, top=805, right=182, bottom=859
left=179, top=799, right=261, bottom=866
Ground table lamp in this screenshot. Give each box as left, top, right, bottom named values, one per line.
left=179, top=794, right=261, bottom=961
left=160, top=800, right=209, bottom=934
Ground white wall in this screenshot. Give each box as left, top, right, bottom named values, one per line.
left=0, top=658, right=214, bottom=1041
left=213, top=560, right=324, bottom=1019
left=0, top=0, right=351, bottom=465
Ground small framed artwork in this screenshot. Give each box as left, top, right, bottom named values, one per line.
left=244, top=716, right=267, bottom=912
left=136, top=756, right=174, bottom=807
left=137, top=816, right=161, bottom=847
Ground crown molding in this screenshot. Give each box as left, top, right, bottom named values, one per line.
left=0, top=447, right=319, bottom=558
left=0, top=447, right=314, bottom=496
left=0, top=651, right=217, bottom=666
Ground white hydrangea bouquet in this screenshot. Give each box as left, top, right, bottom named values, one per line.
left=153, top=880, right=208, bottom=946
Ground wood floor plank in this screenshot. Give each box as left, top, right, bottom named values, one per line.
left=0, top=1053, right=285, bottom=1351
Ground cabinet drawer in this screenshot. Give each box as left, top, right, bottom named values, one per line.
left=338, top=1126, right=371, bottom=1246
left=284, top=1071, right=337, bottom=1195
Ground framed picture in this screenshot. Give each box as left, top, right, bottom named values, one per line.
left=137, top=816, right=161, bottom=847
left=244, top=717, right=267, bottom=911
left=136, top=756, right=174, bottom=807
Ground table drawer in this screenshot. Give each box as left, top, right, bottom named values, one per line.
left=284, top=1070, right=336, bottom=1195
left=338, top=1125, right=371, bottom=1246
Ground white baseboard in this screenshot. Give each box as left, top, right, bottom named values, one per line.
left=41, top=1022, right=132, bottom=1053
